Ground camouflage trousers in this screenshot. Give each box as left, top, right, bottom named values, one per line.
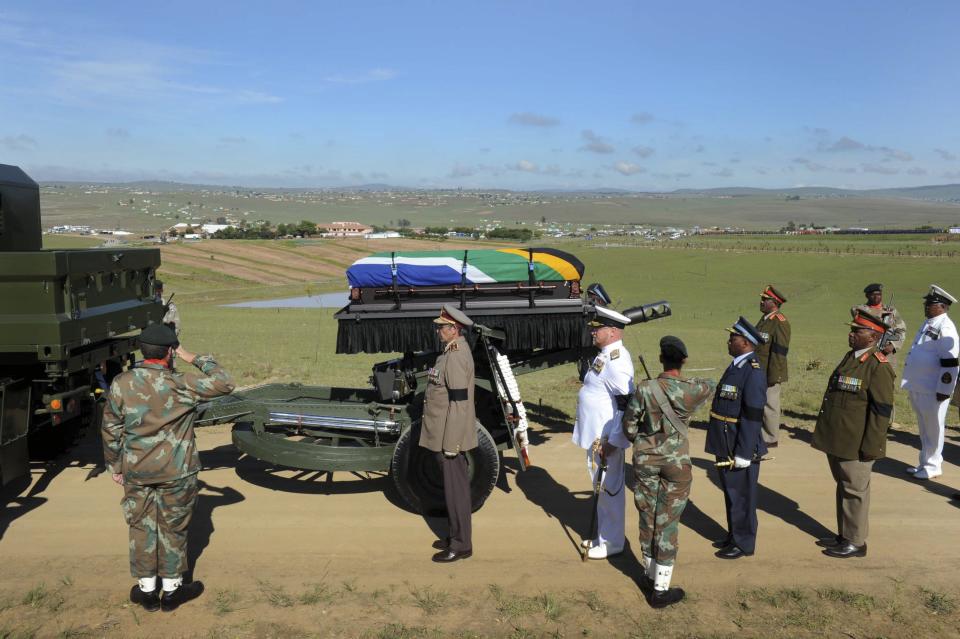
left=121, top=473, right=199, bottom=578
left=633, top=460, right=692, bottom=566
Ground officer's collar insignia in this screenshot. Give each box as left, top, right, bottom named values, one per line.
left=750, top=360, right=761, bottom=368
left=610, top=349, right=621, bottom=360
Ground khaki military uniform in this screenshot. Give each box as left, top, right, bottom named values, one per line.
left=622, top=374, right=715, bottom=567
left=756, top=311, right=790, bottom=445
left=812, top=345, right=895, bottom=546
left=419, top=335, right=476, bottom=553
left=852, top=303, right=906, bottom=356
left=102, top=356, right=234, bottom=578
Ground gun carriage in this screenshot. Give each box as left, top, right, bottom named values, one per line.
left=0, top=164, right=166, bottom=485
left=198, top=249, right=671, bottom=513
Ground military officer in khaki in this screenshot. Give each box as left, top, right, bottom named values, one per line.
left=419, top=305, right=477, bottom=563
left=102, top=324, right=234, bottom=612
left=812, top=309, right=895, bottom=558
left=755, top=285, right=791, bottom=447
left=852, top=283, right=906, bottom=358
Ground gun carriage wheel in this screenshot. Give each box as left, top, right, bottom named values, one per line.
left=390, top=421, right=500, bottom=515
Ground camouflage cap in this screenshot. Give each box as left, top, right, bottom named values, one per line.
left=660, top=335, right=688, bottom=360
left=139, top=323, right=179, bottom=347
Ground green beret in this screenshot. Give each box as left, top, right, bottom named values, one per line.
left=139, top=323, right=179, bottom=347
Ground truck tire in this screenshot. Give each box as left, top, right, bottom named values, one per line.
left=391, top=421, right=500, bottom=516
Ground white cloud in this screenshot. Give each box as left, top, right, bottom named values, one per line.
left=613, top=161, right=645, bottom=176
left=322, top=68, right=398, bottom=84
left=512, top=160, right=539, bottom=172
left=508, top=112, right=560, bottom=127
left=579, top=130, right=615, bottom=154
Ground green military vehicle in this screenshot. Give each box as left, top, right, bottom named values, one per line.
left=0, top=164, right=167, bottom=485
left=197, top=249, right=671, bottom=513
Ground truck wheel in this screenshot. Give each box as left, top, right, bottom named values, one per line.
left=391, top=421, right=500, bottom=515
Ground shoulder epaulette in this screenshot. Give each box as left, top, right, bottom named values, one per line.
left=750, top=360, right=761, bottom=368
left=873, top=351, right=888, bottom=363
left=775, top=313, right=786, bottom=321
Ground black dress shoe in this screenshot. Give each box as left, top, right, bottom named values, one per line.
left=129, top=585, right=160, bottom=612
left=648, top=587, right=685, bottom=608
left=431, top=549, right=472, bottom=563
left=823, top=542, right=866, bottom=558
left=160, top=581, right=204, bottom=612
left=711, top=536, right=733, bottom=549
left=431, top=538, right=450, bottom=550
left=815, top=535, right=844, bottom=548
left=715, top=545, right=752, bottom=560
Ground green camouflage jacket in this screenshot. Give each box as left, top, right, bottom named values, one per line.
left=101, top=355, right=235, bottom=485
left=622, top=374, right=716, bottom=466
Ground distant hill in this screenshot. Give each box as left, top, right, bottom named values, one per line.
left=673, top=185, right=960, bottom=200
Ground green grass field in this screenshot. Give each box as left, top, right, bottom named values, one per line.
left=39, top=185, right=960, bottom=233
left=164, top=237, right=960, bottom=429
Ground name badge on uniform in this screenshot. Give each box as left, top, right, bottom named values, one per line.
left=836, top=375, right=862, bottom=392
left=427, top=367, right=441, bottom=385
left=719, top=384, right=738, bottom=400
left=591, top=358, right=605, bottom=374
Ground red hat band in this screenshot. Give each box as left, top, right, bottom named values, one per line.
left=853, top=314, right=886, bottom=333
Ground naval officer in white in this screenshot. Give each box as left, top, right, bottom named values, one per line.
left=573, top=305, right=634, bottom=559
left=902, top=285, right=960, bottom=480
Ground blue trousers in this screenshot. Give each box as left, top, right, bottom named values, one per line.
left=718, top=461, right=760, bottom=554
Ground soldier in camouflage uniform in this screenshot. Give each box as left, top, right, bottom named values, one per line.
left=755, top=285, right=790, bottom=447
left=852, top=283, right=906, bottom=358
left=102, top=324, right=234, bottom=612
left=622, top=336, right=715, bottom=608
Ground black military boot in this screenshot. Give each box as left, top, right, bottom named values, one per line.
left=129, top=585, right=161, bottom=612
left=160, top=580, right=205, bottom=612
left=648, top=587, right=685, bottom=609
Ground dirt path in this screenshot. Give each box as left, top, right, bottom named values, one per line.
left=1, top=419, right=958, bottom=637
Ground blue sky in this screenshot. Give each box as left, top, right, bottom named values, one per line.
left=2, top=1, right=959, bottom=190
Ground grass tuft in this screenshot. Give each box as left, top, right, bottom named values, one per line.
left=256, top=580, right=294, bottom=608
left=920, top=587, right=956, bottom=615
left=212, top=589, right=241, bottom=616
left=534, top=592, right=565, bottom=622
left=576, top=590, right=607, bottom=613
left=816, top=586, right=877, bottom=612
left=409, top=585, right=448, bottom=615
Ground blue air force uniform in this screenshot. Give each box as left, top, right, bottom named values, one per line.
left=706, top=317, right=768, bottom=556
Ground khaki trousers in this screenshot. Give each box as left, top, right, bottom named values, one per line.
left=827, top=454, right=873, bottom=546
left=762, top=383, right=781, bottom=444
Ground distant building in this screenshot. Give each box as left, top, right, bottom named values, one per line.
left=317, top=221, right=374, bottom=238
left=366, top=231, right=402, bottom=239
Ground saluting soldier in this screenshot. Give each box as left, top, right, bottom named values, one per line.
left=852, top=283, right=906, bottom=358
left=812, top=309, right=895, bottom=558
left=102, top=324, right=235, bottom=612
left=706, top=316, right=768, bottom=560
left=755, top=285, right=790, bottom=447
left=420, top=305, right=477, bottom=563
left=622, top=336, right=715, bottom=608
left=901, top=285, right=960, bottom=480
left=573, top=306, right=634, bottom=559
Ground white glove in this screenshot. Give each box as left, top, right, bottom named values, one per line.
left=733, top=456, right=752, bottom=469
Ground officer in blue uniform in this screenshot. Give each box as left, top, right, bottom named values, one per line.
left=706, top=316, right=768, bottom=559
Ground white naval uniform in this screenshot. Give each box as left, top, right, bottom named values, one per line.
left=572, top=339, right=634, bottom=549
left=901, top=312, right=960, bottom=477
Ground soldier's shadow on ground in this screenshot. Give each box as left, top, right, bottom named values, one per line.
left=690, top=457, right=834, bottom=542
left=524, top=402, right=574, bottom=445
left=185, top=479, right=245, bottom=583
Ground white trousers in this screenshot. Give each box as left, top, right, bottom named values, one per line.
left=585, top=447, right=625, bottom=548
left=908, top=391, right=948, bottom=475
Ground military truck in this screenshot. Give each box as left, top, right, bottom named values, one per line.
left=0, top=164, right=167, bottom=485
left=197, top=249, right=671, bottom=513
